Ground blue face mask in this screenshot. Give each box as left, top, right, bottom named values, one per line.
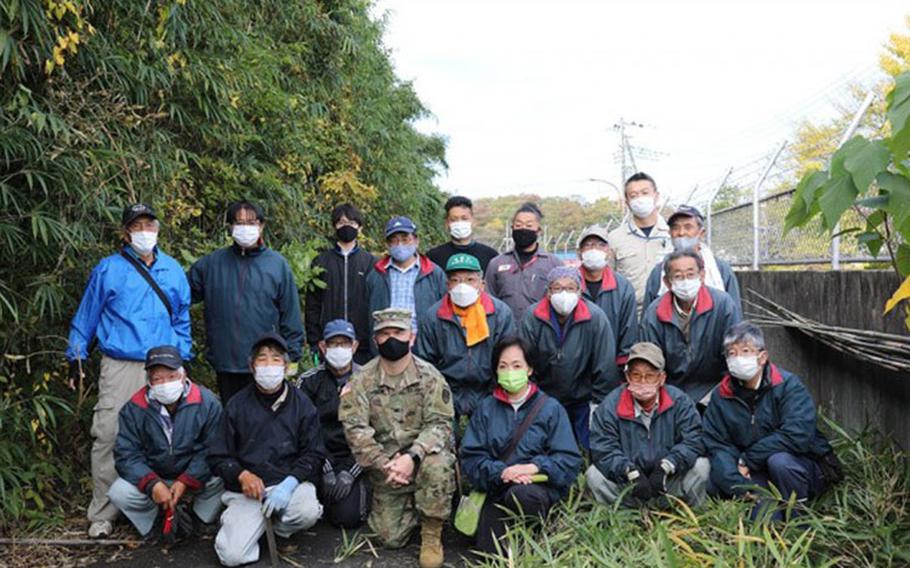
left=390, top=243, right=417, bottom=263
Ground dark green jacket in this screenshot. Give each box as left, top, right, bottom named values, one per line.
left=415, top=293, right=516, bottom=416
left=591, top=384, right=704, bottom=483
left=520, top=297, right=619, bottom=405
left=640, top=286, right=740, bottom=403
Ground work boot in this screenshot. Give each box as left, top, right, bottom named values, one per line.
left=419, top=517, right=445, bottom=568
left=88, top=520, right=112, bottom=539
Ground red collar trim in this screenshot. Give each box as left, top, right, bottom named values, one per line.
left=492, top=382, right=540, bottom=404
left=437, top=292, right=496, bottom=321
left=717, top=364, right=784, bottom=398
left=532, top=296, right=592, bottom=324
left=129, top=382, right=202, bottom=409
left=580, top=266, right=618, bottom=292
left=374, top=254, right=434, bottom=276
left=616, top=386, right=675, bottom=419
left=656, top=285, right=714, bottom=323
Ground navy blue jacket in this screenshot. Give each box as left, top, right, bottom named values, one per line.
left=703, top=364, right=834, bottom=497
left=365, top=254, right=447, bottom=348
left=207, top=382, right=325, bottom=491
left=114, top=382, right=222, bottom=493
left=642, top=256, right=742, bottom=319
left=521, top=297, right=619, bottom=405
left=415, top=292, right=516, bottom=416
left=591, top=384, right=704, bottom=483
left=641, top=286, right=740, bottom=403
left=188, top=244, right=304, bottom=373
left=580, top=266, right=639, bottom=367
left=460, top=385, right=582, bottom=499
left=296, top=364, right=358, bottom=470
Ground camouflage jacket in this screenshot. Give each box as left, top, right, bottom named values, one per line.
left=339, top=355, right=454, bottom=470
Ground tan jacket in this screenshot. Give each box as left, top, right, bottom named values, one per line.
left=608, top=216, right=672, bottom=309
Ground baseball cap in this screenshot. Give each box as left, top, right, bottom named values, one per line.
left=384, top=216, right=417, bottom=238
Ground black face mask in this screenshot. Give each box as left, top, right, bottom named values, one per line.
left=336, top=225, right=358, bottom=243
left=377, top=336, right=410, bottom=361
left=512, top=228, right=538, bottom=250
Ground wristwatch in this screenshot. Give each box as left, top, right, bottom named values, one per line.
left=406, top=449, right=422, bottom=469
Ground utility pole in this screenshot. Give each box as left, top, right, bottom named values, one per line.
left=611, top=118, right=667, bottom=184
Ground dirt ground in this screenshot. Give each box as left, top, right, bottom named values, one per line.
left=79, top=520, right=474, bottom=568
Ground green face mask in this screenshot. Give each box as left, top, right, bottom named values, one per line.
left=497, top=369, right=529, bottom=393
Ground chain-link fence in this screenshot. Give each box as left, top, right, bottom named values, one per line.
left=708, top=189, right=876, bottom=267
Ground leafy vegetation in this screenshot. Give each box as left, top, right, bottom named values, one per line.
left=0, top=0, right=446, bottom=530
left=467, top=422, right=909, bottom=567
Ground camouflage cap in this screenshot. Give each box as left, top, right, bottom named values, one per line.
left=373, top=308, right=412, bottom=332
left=626, top=342, right=665, bottom=371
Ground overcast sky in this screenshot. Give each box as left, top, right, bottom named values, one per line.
left=374, top=0, right=908, bottom=205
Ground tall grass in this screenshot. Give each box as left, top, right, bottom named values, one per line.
left=469, top=423, right=909, bottom=567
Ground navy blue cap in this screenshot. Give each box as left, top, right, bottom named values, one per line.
left=122, top=203, right=157, bottom=227
left=250, top=331, right=288, bottom=356
left=323, top=319, right=356, bottom=341
left=668, top=205, right=704, bottom=225
left=145, top=345, right=183, bottom=370
left=384, top=216, right=417, bottom=238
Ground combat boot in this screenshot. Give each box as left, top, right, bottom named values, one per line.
left=419, top=516, right=445, bottom=568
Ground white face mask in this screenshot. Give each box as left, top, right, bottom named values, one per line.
left=672, top=277, right=701, bottom=302
left=449, top=283, right=480, bottom=307
left=254, top=365, right=285, bottom=391
left=629, top=196, right=656, bottom=219
left=130, top=231, right=158, bottom=255
left=449, top=221, right=473, bottom=240
left=581, top=249, right=608, bottom=271
left=325, top=346, right=353, bottom=370
left=149, top=379, right=185, bottom=405
left=727, top=355, right=761, bottom=381
left=550, top=291, right=580, bottom=316
left=232, top=225, right=260, bottom=248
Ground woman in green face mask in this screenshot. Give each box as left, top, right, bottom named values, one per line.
left=459, top=337, right=583, bottom=555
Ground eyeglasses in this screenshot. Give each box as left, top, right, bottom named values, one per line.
left=548, top=286, right=579, bottom=294
left=626, top=371, right=662, bottom=384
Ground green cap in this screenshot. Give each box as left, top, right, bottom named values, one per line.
left=445, top=253, right=482, bottom=273
left=372, top=308, right=412, bottom=332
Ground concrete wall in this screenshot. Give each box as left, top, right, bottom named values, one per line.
left=736, top=270, right=910, bottom=449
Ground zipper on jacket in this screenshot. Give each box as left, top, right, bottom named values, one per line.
left=343, top=253, right=349, bottom=321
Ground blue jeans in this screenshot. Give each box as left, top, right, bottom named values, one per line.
left=750, top=452, right=829, bottom=521
left=563, top=401, right=590, bottom=450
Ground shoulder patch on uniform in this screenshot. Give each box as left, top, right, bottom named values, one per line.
left=498, top=264, right=511, bottom=272
left=442, top=384, right=451, bottom=404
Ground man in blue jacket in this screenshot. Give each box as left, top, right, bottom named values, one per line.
left=586, top=342, right=709, bottom=507
left=66, top=203, right=192, bottom=538
left=188, top=200, right=304, bottom=403
left=576, top=225, right=638, bottom=371
left=520, top=266, right=619, bottom=449
left=366, top=216, right=446, bottom=347
left=416, top=253, right=516, bottom=418
left=703, top=322, right=841, bottom=521
left=108, top=346, right=224, bottom=539
left=641, top=250, right=740, bottom=407
left=641, top=205, right=742, bottom=318
left=208, top=332, right=325, bottom=566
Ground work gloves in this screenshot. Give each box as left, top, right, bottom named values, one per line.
left=262, top=476, right=299, bottom=518
left=320, top=460, right=362, bottom=503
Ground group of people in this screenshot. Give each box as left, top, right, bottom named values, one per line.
left=65, top=173, right=842, bottom=566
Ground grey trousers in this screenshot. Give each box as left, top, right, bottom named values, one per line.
left=586, top=457, right=711, bottom=508
left=214, top=483, right=323, bottom=567
left=88, top=356, right=147, bottom=523
left=108, top=476, right=224, bottom=536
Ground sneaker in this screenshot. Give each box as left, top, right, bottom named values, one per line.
left=88, top=520, right=113, bottom=539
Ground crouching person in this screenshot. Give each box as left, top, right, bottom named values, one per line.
left=339, top=308, right=456, bottom=568
left=703, top=322, right=842, bottom=521
left=208, top=332, right=326, bottom=567
left=109, top=345, right=224, bottom=540
left=296, top=320, right=371, bottom=528
left=460, top=337, right=581, bottom=555
left=586, top=342, right=709, bottom=508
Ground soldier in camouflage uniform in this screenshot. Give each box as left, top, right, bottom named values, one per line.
left=339, top=308, right=455, bottom=568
